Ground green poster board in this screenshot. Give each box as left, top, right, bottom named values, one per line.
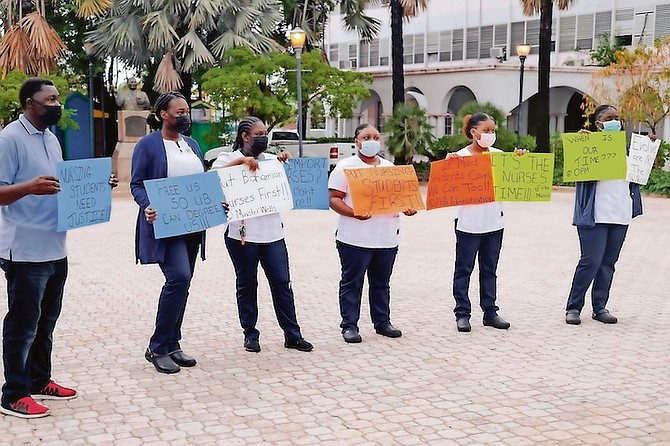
left=491, top=153, right=554, bottom=201
left=562, top=131, right=627, bottom=181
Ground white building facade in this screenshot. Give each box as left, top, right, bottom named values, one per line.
left=320, top=0, right=670, bottom=142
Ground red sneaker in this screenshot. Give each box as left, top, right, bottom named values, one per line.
left=0, top=396, right=50, bottom=419
left=32, top=380, right=77, bottom=400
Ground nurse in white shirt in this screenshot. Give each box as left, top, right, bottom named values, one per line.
left=446, top=113, right=525, bottom=333
left=328, top=124, right=417, bottom=344
left=212, top=116, right=313, bottom=354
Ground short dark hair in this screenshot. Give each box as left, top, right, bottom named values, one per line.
left=354, top=123, right=374, bottom=139
left=232, top=116, right=263, bottom=151
left=589, top=104, right=617, bottom=131
left=146, top=91, right=187, bottom=130
left=19, top=78, right=54, bottom=108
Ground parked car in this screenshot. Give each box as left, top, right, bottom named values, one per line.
left=204, top=129, right=359, bottom=171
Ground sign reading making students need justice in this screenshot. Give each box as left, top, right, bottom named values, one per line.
left=217, top=159, right=294, bottom=222
left=283, top=157, right=329, bottom=210
left=491, top=153, right=555, bottom=201
left=56, top=157, right=113, bottom=232
left=562, top=131, right=627, bottom=181
left=426, top=154, right=495, bottom=210
left=627, top=133, right=661, bottom=185
left=144, top=171, right=226, bottom=239
left=343, top=165, right=424, bottom=215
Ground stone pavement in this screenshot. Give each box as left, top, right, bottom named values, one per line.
left=1, top=187, right=670, bottom=446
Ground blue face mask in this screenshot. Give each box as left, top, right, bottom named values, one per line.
left=601, top=120, right=622, bottom=132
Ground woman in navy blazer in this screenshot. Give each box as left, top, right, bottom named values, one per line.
left=130, top=91, right=206, bottom=374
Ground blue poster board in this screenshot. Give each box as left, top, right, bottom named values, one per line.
left=283, top=157, right=329, bottom=210
left=144, top=171, right=227, bottom=239
left=56, top=158, right=112, bottom=231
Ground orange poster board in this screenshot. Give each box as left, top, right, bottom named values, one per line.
left=343, top=165, right=425, bottom=215
left=426, top=154, right=495, bottom=210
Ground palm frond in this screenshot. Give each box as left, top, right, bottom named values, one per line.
left=520, top=0, right=575, bottom=15
left=174, top=30, right=216, bottom=72
left=143, top=11, right=179, bottom=51
left=154, top=51, right=183, bottom=93
left=0, top=25, right=31, bottom=77
left=75, top=0, right=113, bottom=17
left=399, top=0, right=429, bottom=18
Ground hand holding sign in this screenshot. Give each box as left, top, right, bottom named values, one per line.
left=562, top=131, right=627, bottom=181
left=343, top=165, right=424, bottom=215
left=491, top=153, right=554, bottom=201
left=426, top=154, right=495, bottom=210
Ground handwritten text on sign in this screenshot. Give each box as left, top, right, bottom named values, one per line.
left=562, top=131, right=627, bottom=181
left=426, top=155, right=495, bottom=210
left=284, top=157, right=329, bottom=209
left=217, top=160, right=294, bottom=222
left=56, top=157, right=112, bottom=232
left=144, top=171, right=226, bottom=239
left=343, top=165, right=424, bottom=215
left=627, top=133, right=661, bottom=185
left=491, top=153, right=555, bottom=201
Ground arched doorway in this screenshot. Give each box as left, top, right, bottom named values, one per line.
left=359, top=89, right=384, bottom=131
left=441, top=86, right=477, bottom=135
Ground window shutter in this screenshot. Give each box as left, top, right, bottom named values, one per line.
left=466, top=27, right=479, bottom=59
left=559, top=15, right=576, bottom=51
left=480, top=25, right=494, bottom=59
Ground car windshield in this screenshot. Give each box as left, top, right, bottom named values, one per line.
left=272, top=131, right=299, bottom=140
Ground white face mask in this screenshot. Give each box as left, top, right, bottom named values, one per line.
left=359, top=140, right=381, bottom=157
left=475, top=132, right=496, bottom=149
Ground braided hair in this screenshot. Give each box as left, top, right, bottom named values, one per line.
left=589, top=104, right=617, bottom=131
left=146, top=91, right=187, bottom=130
left=232, top=116, right=262, bottom=151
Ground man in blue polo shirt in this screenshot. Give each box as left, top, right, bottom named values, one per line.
left=0, top=78, right=116, bottom=419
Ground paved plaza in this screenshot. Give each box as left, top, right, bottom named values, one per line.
left=1, top=186, right=670, bottom=445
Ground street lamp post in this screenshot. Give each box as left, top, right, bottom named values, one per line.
left=515, top=43, right=532, bottom=149
left=84, top=42, right=96, bottom=157
left=289, top=27, right=306, bottom=158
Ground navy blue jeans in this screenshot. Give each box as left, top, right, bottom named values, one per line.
left=453, top=227, right=504, bottom=320
left=224, top=235, right=302, bottom=342
left=1, top=257, right=67, bottom=405
left=336, top=241, right=398, bottom=331
left=150, top=234, right=200, bottom=355
left=566, top=224, right=628, bottom=313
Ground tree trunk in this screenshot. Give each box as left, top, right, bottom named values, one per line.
left=391, top=0, right=405, bottom=108
left=537, top=0, right=552, bottom=153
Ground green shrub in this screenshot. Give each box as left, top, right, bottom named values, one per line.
left=642, top=169, right=670, bottom=196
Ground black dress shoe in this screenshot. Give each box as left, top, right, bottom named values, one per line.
left=145, top=348, right=180, bottom=374
left=169, top=350, right=197, bottom=367
left=284, top=338, right=314, bottom=352
left=375, top=323, right=402, bottom=338
left=456, top=318, right=471, bottom=332
left=342, top=328, right=362, bottom=343
left=483, top=315, right=511, bottom=330
left=566, top=309, right=581, bottom=325
left=244, top=339, right=261, bottom=353
left=592, top=309, right=617, bottom=324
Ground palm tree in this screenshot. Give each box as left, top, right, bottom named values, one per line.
left=390, top=1, right=428, bottom=107
left=86, top=0, right=283, bottom=93
left=384, top=102, right=434, bottom=165
left=520, top=0, right=575, bottom=153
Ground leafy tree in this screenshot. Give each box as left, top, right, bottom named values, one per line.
left=589, top=33, right=624, bottom=67
left=589, top=37, right=670, bottom=136
left=384, top=102, right=434, bottom=165
left=201, top=47, right=372, bottom=129
left=521, top=0, right=576, bottom=153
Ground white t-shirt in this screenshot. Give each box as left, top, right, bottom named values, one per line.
left=328, top=155, right=400, bottom=249
left=213, top=150, right=284, bottom=243
left=455, top=146, right=505, bottom=234
left=165, top=138, right=204, bottom=178
left=594, top=180, right=632, bottom=225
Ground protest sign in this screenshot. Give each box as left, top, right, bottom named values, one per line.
left=343, top=165, right=424, bottom=215
left=562, top=131, right=627, bottom=181
left=217, top=159, right=294, bottom=222
left=491, top=153, right=554, bottom=201
left=56, top=157, right=112, bottom=231
left=426, top=154, right=495, bottom=210
left=626, top=133, right=661, bottom=185
left=284, top=157, right=329, bottom=209
left=144, top=171, right=226, bottom=239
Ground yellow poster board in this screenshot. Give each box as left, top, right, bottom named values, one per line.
left=562, top=131, right=627, bottom=181
left=343, top=165, right=425, bottom=215
left=491, top=153, right=554, bottom=201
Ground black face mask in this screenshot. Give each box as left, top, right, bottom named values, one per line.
left=33, top=100, right=62, bottom=128
left=250, top=136, right=268, bottom=156
left=174, top=115, right=191, bottom=134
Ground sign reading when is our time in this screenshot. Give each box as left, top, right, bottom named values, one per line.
left=562, top=131, right=627, bottom=181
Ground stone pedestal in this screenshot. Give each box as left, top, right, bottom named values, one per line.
left=112, top=111, right=150, bottom=183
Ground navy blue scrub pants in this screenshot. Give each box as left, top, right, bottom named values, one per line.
left=453, top=227, right=503, bottom=320
left=1, top=257, right=67, bottom=405
left=149, top=234, right=200, bottom=355
left=224, top=234, right=302, bottom=343
left=566, top=223, right=628, bottom=314
left=336, top=241, right=398, bottom=332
